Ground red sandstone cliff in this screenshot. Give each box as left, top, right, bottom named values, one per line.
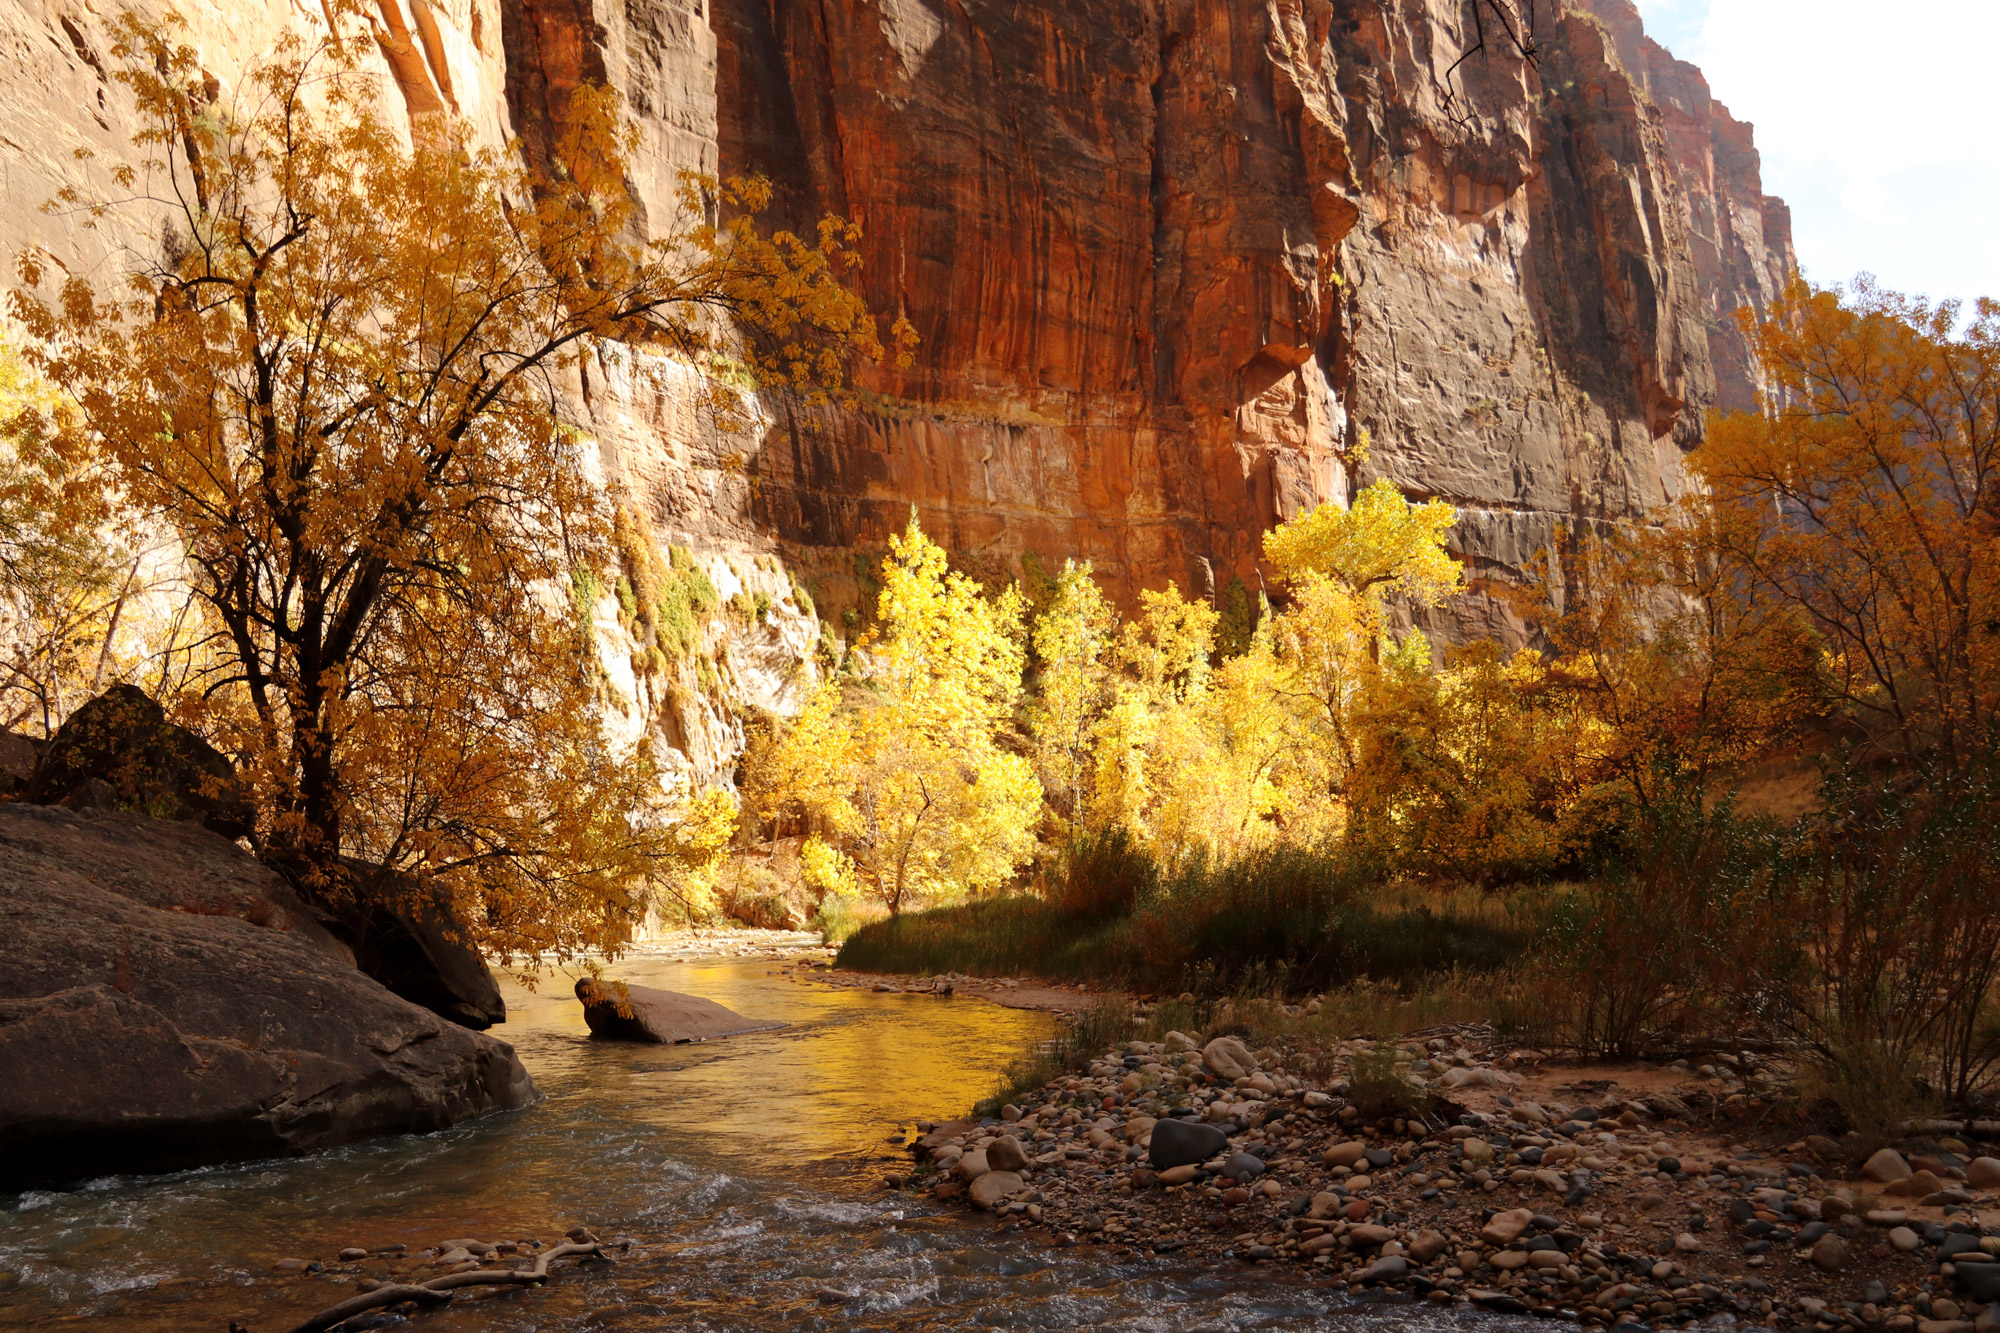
left=0, top=0, right=1795, bottom=772
left=513, top=0, right=1793, bottom=636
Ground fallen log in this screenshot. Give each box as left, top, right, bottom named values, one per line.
left=252, top=1238, right=613, bottom=1333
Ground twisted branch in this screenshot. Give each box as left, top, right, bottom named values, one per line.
left=266, top=1239, right=612, bottom=1333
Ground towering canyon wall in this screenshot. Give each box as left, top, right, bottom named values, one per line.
left=0, top=0, right=1793, bottom=776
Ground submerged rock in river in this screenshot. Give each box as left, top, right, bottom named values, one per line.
left=0, top=804, right=536, bottom=1189
left=575, top=977, right=780, bottom=1043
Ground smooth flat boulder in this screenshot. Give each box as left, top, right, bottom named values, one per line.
left=1864, top=1148, right=1913, bottom=1183
left=575, top=977, right=780, bottom=1043
left=1202, top=1035, right=1255, bottom=1081
left=967, top=1170, right=1026, bottom=1210
left=0, top=805, right=536, bottom=1189
left=984, top=1133, right=1030, bottom=1172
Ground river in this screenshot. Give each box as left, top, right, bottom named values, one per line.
left=0, top=953, right=1524, bottom=1332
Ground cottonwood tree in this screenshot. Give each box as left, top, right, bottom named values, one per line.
left=0, top=336, right=138, bottom=736
left=10, top=8, right=905, bottom=958
left=1028, top=559, right=1116, bottom=844
left=1698, top=278, right=2000, bottom=775
left=750, top=517, right=1041, bottom=915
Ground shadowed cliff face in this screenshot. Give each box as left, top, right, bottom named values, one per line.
left=0, top=0, right=1792, bottom=775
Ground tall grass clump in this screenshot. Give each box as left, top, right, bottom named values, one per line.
left=1134, top=843, right=1521, bottom=993
left=838, top=838, right=1526, bottom=993
left=834, top=895, right=1141, bottom=980
left=1048, top=825, right=1156, bottom=919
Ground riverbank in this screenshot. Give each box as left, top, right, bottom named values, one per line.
left=0, top=955, right=1068, bottom=1331
left=799, top=966, right=1106, bottom=1014
left=905, top=1017, right=2000, bottom=1331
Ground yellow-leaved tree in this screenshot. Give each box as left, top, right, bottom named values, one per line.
left=1258, top=479, right=1463, bottom=838
left=1084, top=582, right=1221, bottom=852
left=750, top=516, right=1041, bottom=914
left=0, top=333, right=138, bottom=735
left=9, top=7, right=905, bottom=959
left=1029, top=559, right=1115, bottom=844
left=1050, top=483, right=1465, bottom=860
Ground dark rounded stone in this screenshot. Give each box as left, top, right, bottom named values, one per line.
left=1939, top=1234, right=1985, bottom=1261
left=1147, top=1117, right=1228, bottom=1170
left=1221, top=1151, right=1266, bottom=1181
left=1954, top=1262, right=2000, bottom=1304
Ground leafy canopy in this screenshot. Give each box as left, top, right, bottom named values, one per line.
left=8, top=7, right=900, bottom=958
left=750, top=517, right=1041, bottom=915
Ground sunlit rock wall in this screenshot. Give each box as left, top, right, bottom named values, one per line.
left=0, top=0, right=1794, bottom=781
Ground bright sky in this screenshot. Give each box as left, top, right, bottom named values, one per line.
left=1633, top=0, right=2000, bottom=311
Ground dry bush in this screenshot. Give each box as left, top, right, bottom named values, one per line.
left=1763, top=770, right=2000, bottom=1105
left=1793, top=1029, right=1932, bottom=1149
left=1519, top=795, right=1772, bottom=1058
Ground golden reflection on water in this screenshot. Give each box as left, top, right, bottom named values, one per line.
left=0, top=962, right=1516, bottom=1330
left=0, top=958, right=1061, bottom=1331
left=550, top=958, right=1059, bottom=1160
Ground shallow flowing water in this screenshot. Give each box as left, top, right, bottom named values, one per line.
left=0, top=953, right=1530, bottom=1332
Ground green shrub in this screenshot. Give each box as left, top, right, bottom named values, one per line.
left=669, top=545, right=718, bottom=612
left=655, top=583, right=698, bottom=658
left=1216, top=576, right=1256, bottom=658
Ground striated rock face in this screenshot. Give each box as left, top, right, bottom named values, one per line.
left=699, top=0, right=1797, bottom=639
left=0, top=0, right=1794, bottom=775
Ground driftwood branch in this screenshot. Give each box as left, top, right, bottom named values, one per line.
left=269, top=1240, right=610, bottom=1333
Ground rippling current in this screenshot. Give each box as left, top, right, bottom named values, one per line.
left=0, top=952, right=1538, bottom=1332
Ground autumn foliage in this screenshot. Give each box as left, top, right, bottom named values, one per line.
left=8, top=1, right=2000, bottom=1110
left=5, top=7, right=900, bottom=961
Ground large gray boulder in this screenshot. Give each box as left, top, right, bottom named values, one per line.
left=1148, top=1117, right=1229, bottom=1170
left=0, top=804, right=536, bottom=1189
left=575, top=977, right=779, bottom=1043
